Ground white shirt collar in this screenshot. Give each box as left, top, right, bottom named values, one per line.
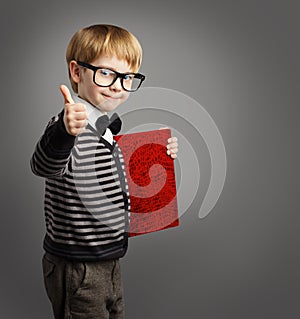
left=73, top=95, right=114, bottom=144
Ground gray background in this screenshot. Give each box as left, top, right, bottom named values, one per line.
left=1, top=0, right=299, bottom=318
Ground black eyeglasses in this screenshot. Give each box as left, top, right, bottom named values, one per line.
left=77, top=61, right=145, bottom=92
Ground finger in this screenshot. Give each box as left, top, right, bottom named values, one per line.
left=167, top=142, right=178, bottom=150
left=72, top=104, right=87, bottom=113
left=68, top=126, right=86, bottom=136
left=64, top=107, right=86, bottom=123
left=168, top=137, right=178, bottom=143
left=167, top=149, right=178, bottom=158
left=67, top=120, right=87, bottom=135
left=167, top=148, right=178, bottom=155
left=60, top=84, right=74, bottom=105
left=73, top=119, right=87, bottom=129
left=74, top=111, right=87, bottom=120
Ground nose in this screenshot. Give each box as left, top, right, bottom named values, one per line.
left=110, top=77, right=122, bottom=91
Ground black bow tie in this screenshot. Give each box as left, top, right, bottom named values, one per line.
left=95, top=113, right=122, bottom=136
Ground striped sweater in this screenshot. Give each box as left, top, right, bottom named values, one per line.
left=31, top=110, right=130, bottom=261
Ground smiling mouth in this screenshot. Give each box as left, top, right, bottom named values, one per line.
left=102, top=94, right=120, bottom=100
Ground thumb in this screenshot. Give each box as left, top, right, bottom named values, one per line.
left=60, top=84, right=74, bottom=105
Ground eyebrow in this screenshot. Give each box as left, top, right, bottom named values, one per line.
left=96, top=64, right=133, bottom=73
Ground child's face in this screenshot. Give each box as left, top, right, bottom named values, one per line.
left=74, top=54, right=132, bottom=113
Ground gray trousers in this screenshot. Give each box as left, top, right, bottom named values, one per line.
left=42, top=253, right=125, bottom=319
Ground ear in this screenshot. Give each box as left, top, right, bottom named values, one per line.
left=69, top=60, right=81, bottom=84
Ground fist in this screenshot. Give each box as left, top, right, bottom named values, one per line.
left=160, top=127, right=179, bottom=159
left=60, top=85, right=88, bottom=136
left=167, top=136, right=178, bottom=159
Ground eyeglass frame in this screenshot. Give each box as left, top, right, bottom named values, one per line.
left=76, top=61, right=146, bottom=92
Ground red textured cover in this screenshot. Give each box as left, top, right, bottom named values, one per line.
left=114, top=129, right=179, bottom=237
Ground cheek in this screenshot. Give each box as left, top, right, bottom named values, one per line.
left=121, top=92, right=130, bottom=102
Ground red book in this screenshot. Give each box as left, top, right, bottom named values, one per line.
left=114, top=129, right=179, bottom=236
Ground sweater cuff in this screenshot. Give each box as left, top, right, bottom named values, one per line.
left=47, top=110, right=76, bottom=157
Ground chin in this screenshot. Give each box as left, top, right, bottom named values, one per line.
left=96, top=103, right=119, bottom=114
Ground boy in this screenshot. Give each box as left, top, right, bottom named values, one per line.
left=31, top=24, right=178, bottom=319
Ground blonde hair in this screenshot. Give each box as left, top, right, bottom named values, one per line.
left=66, top=24, right=143, bottom=93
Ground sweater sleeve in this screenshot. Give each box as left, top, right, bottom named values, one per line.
left=30, top=110, right=76, bottom=178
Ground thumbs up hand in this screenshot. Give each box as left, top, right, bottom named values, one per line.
left=60, top=85, right=88, bottom=136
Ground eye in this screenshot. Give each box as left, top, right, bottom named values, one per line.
left=124, top=74, right=134, bottom=81
left=100, top=69, right=112, bottom=76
